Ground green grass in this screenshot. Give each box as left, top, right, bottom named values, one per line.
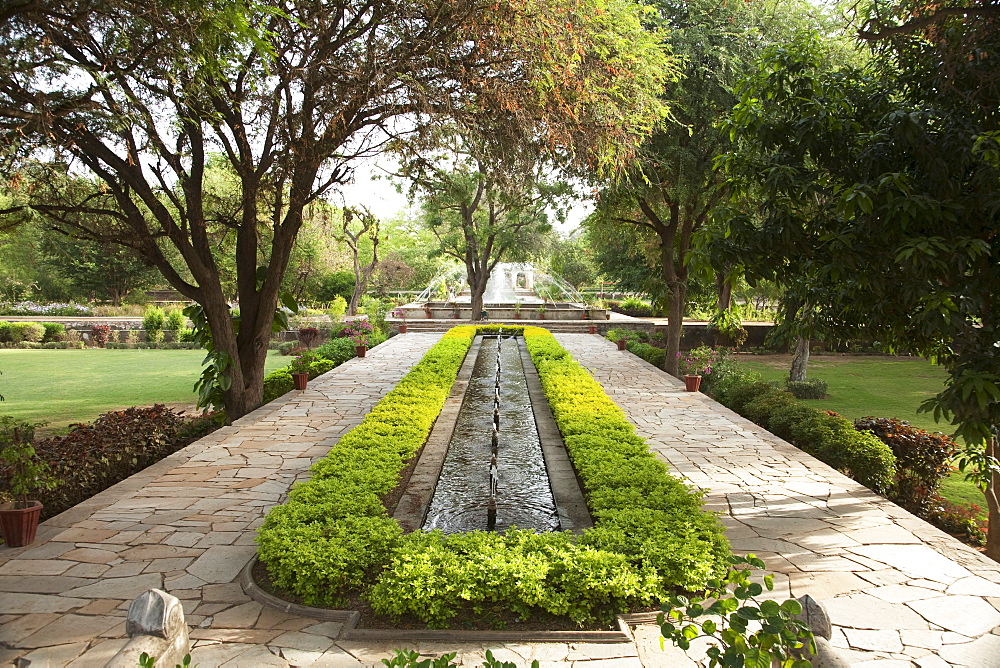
left=737, top=354, right=948, bottom=431
left=0, top=348, right=288, bottom=433
left=736, top=353, right=986, bottom=517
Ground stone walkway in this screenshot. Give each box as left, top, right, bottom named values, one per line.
left=558, top=334, right=1000, bottom=667
left=1, top=332, right=999, bottom=667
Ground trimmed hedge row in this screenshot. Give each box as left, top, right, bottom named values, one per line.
left=714, top=380, right=896, bottom=495
left=257, top=326, right=728, bottom=627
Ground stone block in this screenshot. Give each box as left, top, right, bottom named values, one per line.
left=104, top=589, right=190, bottom=668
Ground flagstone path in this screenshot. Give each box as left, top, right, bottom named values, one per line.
left=1, top=332, right=999, bottom=667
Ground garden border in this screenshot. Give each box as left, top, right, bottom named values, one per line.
left=252, top=325, right=729, bottom=629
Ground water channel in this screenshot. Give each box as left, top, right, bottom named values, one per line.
left=422, top=333, right=560, bottom=533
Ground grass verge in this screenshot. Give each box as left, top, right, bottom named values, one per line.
left=0, top=348, right=287, bottom=432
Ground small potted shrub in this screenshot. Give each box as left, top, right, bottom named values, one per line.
left=513, top=302, right=521, bottom=319
left=289, top=355, right=312, bottom=390
left=343, top=318, right=374, bottom=357
left=616, top=336, right=628, bottom=351
left=0, top=420, right=57, bottom=548
left=536, top=305, right=547, bottom=320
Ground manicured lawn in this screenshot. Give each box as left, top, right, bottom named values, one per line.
left=0, top=348, right=288, bottom=433
left=736, top=353, right=985, bottom=518
left=736, top=354, right=948, bottom=431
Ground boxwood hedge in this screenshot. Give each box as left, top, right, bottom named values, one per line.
left=257, top=326, right=729, bottom=626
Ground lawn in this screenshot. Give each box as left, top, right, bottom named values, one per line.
left=0, top=348, right=288, bottom=433
left=736, top=353, right=986, bottom=517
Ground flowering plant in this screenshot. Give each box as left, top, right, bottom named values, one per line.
left=289, top=353, right=317, bottom=374
left=342, top=318, right=373, bottom=347
left=677, top=345, right=726, bottom=376
left=392, top=308, right=407, bottom=323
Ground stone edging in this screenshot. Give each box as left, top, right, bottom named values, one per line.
left=240, top=554, right=634, bottom=643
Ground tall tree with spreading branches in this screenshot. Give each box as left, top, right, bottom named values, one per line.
left=715, top=18, right=1000, bottom=559
left=0, top=0, right=672, bottom=420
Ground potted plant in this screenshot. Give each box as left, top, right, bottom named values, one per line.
left=393, top=308, right=408, bottom=334
left=289, top=354, right=313, bottom=390
left=536, top=305, right=547, bottom=320
left=616, top=337, right=628, bottom=351
left=0, top=419, right=57, bottom=548
left=343, top=318, right=373, bottom=357
left=513, top=302, right=521, bottom=320
left=678, top=346, right=718, bottom=392
left=588, top=324, right=598, bottom=334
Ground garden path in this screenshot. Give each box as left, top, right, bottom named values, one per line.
left=557, top=333, right=1000, bottom=667
left=1, top=332, right=999, bottom=666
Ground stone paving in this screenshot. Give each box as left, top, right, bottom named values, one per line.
left=557, top=334, right=1000, bottom=667
left=1, top=331, right=999, bottom=666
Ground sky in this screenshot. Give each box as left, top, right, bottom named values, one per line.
left=336, top=158, right=594, bottom=235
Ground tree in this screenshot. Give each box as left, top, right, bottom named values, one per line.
left=586, top=0, right=846, bottom=375
left=715, top=26, right=1000, bottom=560
left=334, top=207, right=382, bottom=316
left=549, top=233, right=599, bottom=289
left=400, top=126, right=572, bottom=318
left=0, top=0, right=672, bottom=420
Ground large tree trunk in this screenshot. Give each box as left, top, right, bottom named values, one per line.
left=986, top=437, right=1000, bottom=562
left=789, top=336, right=810, bottom=382
left=664, top=281, right=685, bottom=376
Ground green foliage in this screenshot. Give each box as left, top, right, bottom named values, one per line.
left=659, top=554, right=814, bottom=668
left=142, top=307, right=166, bottom=341
left=164, top=309, right=186, bottom=332
left=317, top=271, right=356, bottom=303
left=259, top=326, right=728, bottom=626
left=854, top=416, right=959, bottom=516
left=326, top=295, right=348, bottom=319
left=785, top=379, right=827, bottom=400
left=715, top=379, right=896, bottom=495
left=0, top=321, right=45, bottom=344
left=41, top=322, right=65, bottom=342
left=0, top=417, right=57, bottom=507
left=382, top=648, right=540, bottom=668
left=927, top=498, right=988, bottom=547
left=137, top=651, right=192, bottom=668
left=258, top=326, right=476, bottom=606
left=627, top=341, right=665, bottom=368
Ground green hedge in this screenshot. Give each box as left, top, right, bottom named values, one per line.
left=713, top=379, right=896, bottom=495
left=261, top=338, right=357, bottom=403
left=257, top=326, right=728, bottom=627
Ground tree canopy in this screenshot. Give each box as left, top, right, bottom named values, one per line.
left=0, top=0, right=674, bottom=419
left=714, top=18, right=1000, bottom=558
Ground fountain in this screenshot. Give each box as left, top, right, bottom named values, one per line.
left=422, top=329, right=560, bottom=533
left=394, top=263, right=608, bottom=323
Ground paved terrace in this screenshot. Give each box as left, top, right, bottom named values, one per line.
left=1, top=332, right=999, bottom=667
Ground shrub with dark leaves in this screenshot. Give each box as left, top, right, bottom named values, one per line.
left=854, top=416, right=959, bottom=516
left=90, top=324, right=111, bottom=348
left=298, top=327, right=320, bottom=348
left=0, top=406, right=217, bottom=519
left=927, top=497, right=987, bottom=546
left=785, top=378, right=827, bottom=399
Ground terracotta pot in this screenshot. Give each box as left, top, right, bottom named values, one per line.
left=684, top=375, right=702, bottom=392
left=514, top=312, right=521, bottom=319
left=581, top=311, right=588, bottom=320
left=588, top=325, right=597, bottom=334
left=605, top=313, right=611, bottom=320
left=355, top=345, right=367, bottom=358
left=292, top=372, right=308, bottom=390
left=616, top=339, right=627, bottom=351
left=398, top=324, right=407, bottom=334
left=537, top=312, right=545, bottom=320
left=0, top=500, right=43, bottom=548
left=425, top=310, right=433, bottom=319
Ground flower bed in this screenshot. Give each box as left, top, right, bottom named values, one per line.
left=257, top=326, right=728, bottom=627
